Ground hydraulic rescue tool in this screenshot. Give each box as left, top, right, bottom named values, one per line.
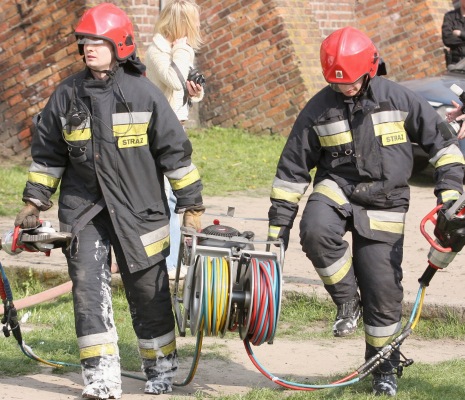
left=2, top=194, right=465, bottom=391
left=0, top=221, right=71, bottom=367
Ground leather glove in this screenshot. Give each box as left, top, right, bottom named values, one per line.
left=267, top=225, right=290, bottom=251
left=437, top=190, right=461, bottom=211
left=14, top=202, right=40, bottom=229
left=183, top=206, right=205, bottom=232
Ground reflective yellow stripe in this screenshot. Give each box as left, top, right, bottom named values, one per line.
left=63, top=127, right=92, bottom=141
left=139, top=341, right=176, bottom=359
left=365, top=332, right=398, bottom=348
left=434, top=154, right=465, bottom=168
left=139, top=343, right=176, bottom=359
left=118, top=134, right=148, bottom=148
left=370, top=220, right=404, bottom=234
left=113, top=123, right=149, bottom=136
left=169, top=168, right=201, bottom=190
left=145, top=236, right=170, bottom=257
left=80, top=343, right=117, bottom=360
left=312, top=184, right=348, bottom=206
left=28, top=172, right=60, bottom=189
left=381, top=131, right=407, bottom=146
left=440, top=190, right=460, bottom=203
left=319, top=256, right=352, bottom=285
left=270, top=187, right=301, bottom=204
left=374, top=121, right=406, bottom=137
left=318, top=130, right=352, bottom=147
left=268, top=225, right=281, bottom=239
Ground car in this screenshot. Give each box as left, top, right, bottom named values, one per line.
left=397, top=58, right=465, bottom=172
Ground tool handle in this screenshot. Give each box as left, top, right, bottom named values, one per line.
left=420, top=205, right=452, bottom=252
left=418, top=264, right=439, bottom=287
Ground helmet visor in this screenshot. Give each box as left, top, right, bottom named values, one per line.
left=77, top=37, right=106, bottom=45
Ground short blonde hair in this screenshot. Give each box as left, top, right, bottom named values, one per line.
left=155, top=0, right=202, bottom=50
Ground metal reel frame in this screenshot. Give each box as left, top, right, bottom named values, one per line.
left=172, top=228, right=284, bottom=343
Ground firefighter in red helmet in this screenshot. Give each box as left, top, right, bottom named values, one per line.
left=15, top=3, right=204, bottom=398
left=268, top=26, right=464, bottom=396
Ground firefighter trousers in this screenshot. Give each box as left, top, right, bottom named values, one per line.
left=299, top=198, right=403, bottom=369
left=64, top=209, right=175, bottom=358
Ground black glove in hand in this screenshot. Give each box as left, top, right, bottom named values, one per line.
left=267, top=225, right=290, bottom=251
left=14, top=202, right=40, bottom=229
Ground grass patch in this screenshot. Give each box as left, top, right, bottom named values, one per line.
left=188, top=127, right=286, bottom=196
left=0, top=165, right=28, bottom=216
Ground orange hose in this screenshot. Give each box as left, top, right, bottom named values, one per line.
left=0, top=281, right=72, bottom=314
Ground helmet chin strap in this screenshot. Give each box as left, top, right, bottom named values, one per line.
left=87, top=63, right=118, bottom=79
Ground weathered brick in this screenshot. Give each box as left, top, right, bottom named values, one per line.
left=0, top=0, right=455, bottom=158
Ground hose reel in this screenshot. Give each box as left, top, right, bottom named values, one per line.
left=172, top=223, right=284, bottom=345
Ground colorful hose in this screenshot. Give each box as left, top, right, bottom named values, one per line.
left=243, top=283, right=426, bottom=390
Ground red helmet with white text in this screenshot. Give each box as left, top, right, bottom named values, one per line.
left=74, top=3, right=136, bottom=61
left=320, top=27, right=379, bottom=84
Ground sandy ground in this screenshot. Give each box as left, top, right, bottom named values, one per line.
left=1, top=173, right=465, bottom=399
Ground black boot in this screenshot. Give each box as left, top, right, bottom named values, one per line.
left=142, top=350, right=178, bottom=395
left=372, top=372, right=397, bottom=396
left=332, top=293, right=362, bottom=337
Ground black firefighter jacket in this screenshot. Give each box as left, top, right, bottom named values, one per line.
left=269, top=75, right=465, bottom=235
left=442, top=7, right=465, bottom=65
left=22, top=65, right=203, bottom=272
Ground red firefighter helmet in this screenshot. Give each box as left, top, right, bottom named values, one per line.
left=320, top=27, right=379, bottom=84
left=74, top=3, right=136, bottom=61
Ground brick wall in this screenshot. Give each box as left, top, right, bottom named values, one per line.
left=0, top=0, right=454, bottom=161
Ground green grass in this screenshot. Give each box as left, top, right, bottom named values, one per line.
left=0, top=165, right=28, bottom=216
left=1, top=271, right=465, bottom=400
left=188, top=127, right=286, bottom=196
left=0, top=127, right=287, bottom=218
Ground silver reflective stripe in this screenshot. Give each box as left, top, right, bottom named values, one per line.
left=429, top=144, right=463, bottom=165
left=313, top=120, right=350, bottom=137
left=138, top=330, right=176, bottom=350
left=77, top=329, right=118, bottom=348
left=365, top=321, right=402, bottom=337
left=367, top=210, right=406, bottom=223
left=140, top=224, right=170, bottom=247
left=272, top=177, right=308, bottom=195
left=29, top=161, right=65, bottom=179
left=371, top=110, right=408, bottom=125
left=165, top=164, right=197, bottom=180
left=60, top=115, right=91, bottom=130
left=112, top=111, right=152, bottom=125
left=314, top=247, right=351, bottom=278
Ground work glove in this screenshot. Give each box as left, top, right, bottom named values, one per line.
left=14, top=202, right=40, bottom=229
left=437, top=189, right=461, bottom=211
left=267, top=225, right=290, bottom=251
left=183, top=206, right=205, bottom=232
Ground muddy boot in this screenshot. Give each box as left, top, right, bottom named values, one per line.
left=81, top=354, right=122, bottom=399
left=332, top=292, right=362, bottom=337
left=372, top=372, right=397, bottom=396
left=142, top=350, right=178, bottom=395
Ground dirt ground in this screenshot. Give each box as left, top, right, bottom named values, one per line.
left=1, top=174, right=465, bottom=399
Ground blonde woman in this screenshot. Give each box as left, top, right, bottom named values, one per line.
left=146, top=0, right=204, bottom=122
left=146, top=0, right=204, bottom=279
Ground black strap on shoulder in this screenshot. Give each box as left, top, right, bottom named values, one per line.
left=171, top=61, right=188, bottom=106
